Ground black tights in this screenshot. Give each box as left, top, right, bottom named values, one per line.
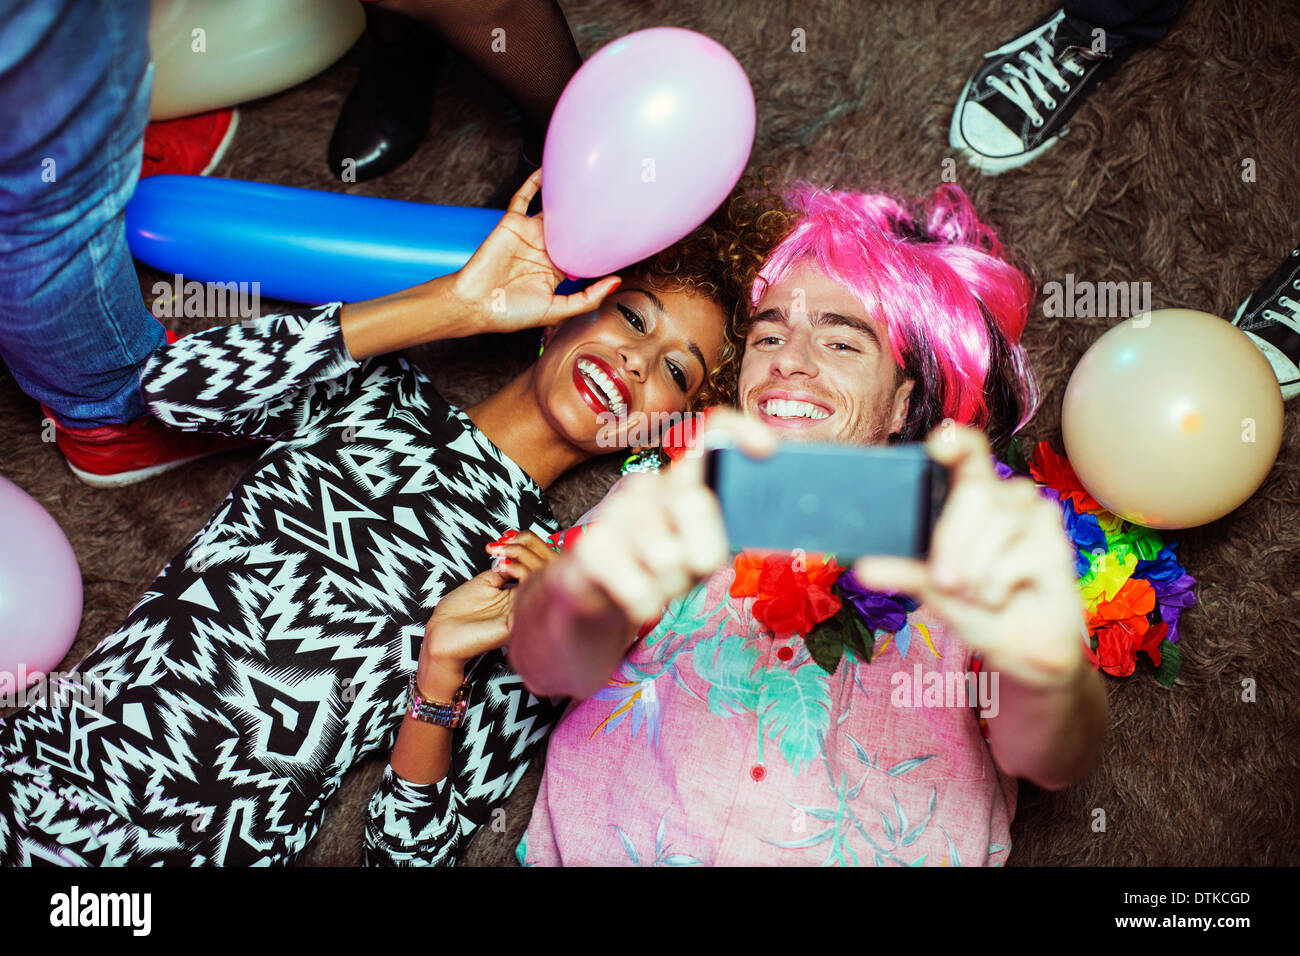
left=374, top=0, right=581, bottom=160
left=1063, top=0, right=1189, bottom=47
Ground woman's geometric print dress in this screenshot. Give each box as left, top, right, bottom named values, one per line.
left=0, top=304, right=564, bottom=866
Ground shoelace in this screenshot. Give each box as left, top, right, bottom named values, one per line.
left=1254, top=250, right=1300, bottom=326
left=1264, top=288, right=1300, bottom=326
left=985, top=29, right=1088, bottom=127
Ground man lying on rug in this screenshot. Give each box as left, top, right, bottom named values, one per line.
left=430, top=181, right=1108, bottom=866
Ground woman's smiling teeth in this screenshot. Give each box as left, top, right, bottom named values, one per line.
left=577, top=358, right=626, bottom=415
left=760, top=398, right=830, bottom=420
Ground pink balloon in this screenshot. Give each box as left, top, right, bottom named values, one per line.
left=0, top=475, right=82, bottom=687
left=542, top=27, right=756, bottom=278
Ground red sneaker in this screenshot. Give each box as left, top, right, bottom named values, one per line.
left=39, top=401, right=261, bottom=488
left=140, top=107, right=240, bottom=178
left=39, top=329, right=259, bottom=487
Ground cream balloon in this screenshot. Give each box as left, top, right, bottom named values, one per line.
left=148, top=0, right=365, bottom=121
left=1061, top=309, right=1284, bottom=529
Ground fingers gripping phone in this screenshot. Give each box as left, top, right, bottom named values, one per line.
left=703, top=440, right=949, bottom=560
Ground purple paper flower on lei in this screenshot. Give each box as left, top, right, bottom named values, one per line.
left=1133, top=544, right=1192, bottom=640
left=1150, top=571, right=1197, bottom=643
left=837, top=568, right=919, bottom=634
left=993, top=459, right=1018, bottom=481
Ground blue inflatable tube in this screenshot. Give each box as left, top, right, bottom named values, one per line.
left=125, top=175, right=505, bottom=304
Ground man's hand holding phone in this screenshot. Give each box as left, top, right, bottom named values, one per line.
left=552, top=416, right=757, bottom=625
left=851, top=423, right=1091, bottom=690
left=507, top=411, right=770, bottom=699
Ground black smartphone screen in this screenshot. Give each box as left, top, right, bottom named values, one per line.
left=703, top=441, right=948, bottom=560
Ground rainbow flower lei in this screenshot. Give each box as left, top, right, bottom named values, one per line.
left=1003, top=436, right=1195, bottom=686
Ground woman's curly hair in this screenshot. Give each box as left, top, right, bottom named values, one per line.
left=623, top=171, right=796, bottom=410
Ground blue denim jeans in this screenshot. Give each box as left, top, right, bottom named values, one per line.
left=0, top=0, right=160, bottom=427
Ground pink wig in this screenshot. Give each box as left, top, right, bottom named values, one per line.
left=750, top=183, right=1040, bottom=448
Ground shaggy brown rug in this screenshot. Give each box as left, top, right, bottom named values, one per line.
left=1, top=0, right=1297, bottom=866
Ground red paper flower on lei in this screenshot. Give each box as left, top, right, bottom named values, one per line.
left=1086, top=576, right=1156, bottom=631
left=1029, top=441, right=1103, bottom=514
left=730, top=551, right=844, bottom=637
left=1086, top=619, right=1168, bottom=677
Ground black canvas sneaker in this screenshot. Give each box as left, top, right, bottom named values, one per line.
left=950, top=8, right=1132, bottom=175
left=1231, top=247, right=1300, bottom=400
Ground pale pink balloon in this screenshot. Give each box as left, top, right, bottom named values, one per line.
left=542, top=27, right=756, bottom=278
left=0, top=475, right=82, bottom=686
left=1062, top=309, right=1284, bottom=529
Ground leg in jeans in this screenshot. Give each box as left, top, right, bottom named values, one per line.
left=0, top=0, right=160, bottom=428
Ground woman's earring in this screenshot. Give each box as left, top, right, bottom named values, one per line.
left=621, top=445, right=667, bottom=475
left=538, top=331, right=546, bottom=357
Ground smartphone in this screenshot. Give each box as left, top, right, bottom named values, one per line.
left=703, top=440, right=949, bottom=560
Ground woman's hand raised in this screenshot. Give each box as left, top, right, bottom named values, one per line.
left=449, top=169, right=623, bottom=336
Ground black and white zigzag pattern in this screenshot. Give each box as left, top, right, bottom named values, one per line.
left=0, top=304, right=564, bottom=866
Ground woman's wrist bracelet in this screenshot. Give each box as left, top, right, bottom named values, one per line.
left=406, top=673, right=469, bottom=728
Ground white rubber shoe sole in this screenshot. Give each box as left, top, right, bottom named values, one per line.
left=948, top=76, right=1063, bottom=176
left=200, top=107, right=240, bottom=176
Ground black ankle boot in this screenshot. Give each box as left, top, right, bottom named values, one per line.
left=327, top=7, right=446, bottom=183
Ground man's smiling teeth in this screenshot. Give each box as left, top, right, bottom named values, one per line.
left=761, top=398, right=829, bottom=420
left=577, top=358, right=626, bottom=414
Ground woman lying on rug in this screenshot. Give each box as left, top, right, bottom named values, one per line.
left=0, top=171, right=793, bottom=866
left=412, top=182, right=1108, bottom=866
